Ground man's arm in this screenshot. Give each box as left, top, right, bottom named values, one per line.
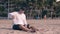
left=23, top=14, right=27, bottom=25
left=11, top=15, right=15, bottom=19
left=9, top=13, right=15, bottom=19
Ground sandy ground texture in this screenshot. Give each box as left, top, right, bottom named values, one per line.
left=0, top=19, right=60, bottom=34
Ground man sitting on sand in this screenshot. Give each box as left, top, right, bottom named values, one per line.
left=9, top=8, right=39, bottom=32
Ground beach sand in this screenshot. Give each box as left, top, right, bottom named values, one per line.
left=0, top=19, right=60, bottom=34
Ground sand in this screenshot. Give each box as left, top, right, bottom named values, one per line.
left=0, top=19, right=60, bottom=34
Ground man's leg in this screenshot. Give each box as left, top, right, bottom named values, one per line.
left=27, top=24, right=39, bottom=31
left=29, top=26, right=45, bottom=32
left=30, top=26, right=39, bottom=31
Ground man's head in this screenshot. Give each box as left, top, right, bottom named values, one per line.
left=14, top=8, right=25, bottom=14
left=18, top=8, right=24, bottom=14
left=15, top=8, right=24, bottom=14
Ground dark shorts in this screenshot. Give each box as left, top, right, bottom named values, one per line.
left=12, top=24, right=30, bottom=30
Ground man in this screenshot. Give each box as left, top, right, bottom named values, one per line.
left=9, top=8, right=39, bottom=32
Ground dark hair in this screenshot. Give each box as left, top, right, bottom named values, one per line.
left=19, top=8, right=24, bottom=11
left=14, top=8, right=20, bottom=11
left=14, top=8, right=24, bottom=11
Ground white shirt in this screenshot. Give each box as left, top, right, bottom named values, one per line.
left=9, top=12, right=27, bottom=25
